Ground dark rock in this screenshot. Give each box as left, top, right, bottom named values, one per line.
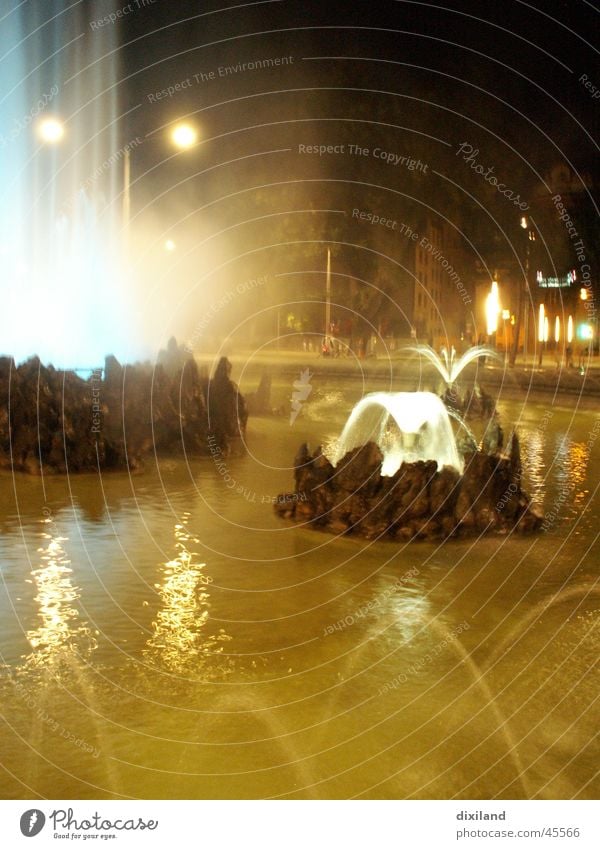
left=334, top=442, right=382, bottom=494
left=157, top=336, right=192, bottom=377
left=1, top=347, right=248, bottom=474
left=293, top=443, right=312, bottom=489
left=274, top=439, right=542, bottom=542
left=430, top=466, right=461, bottom=517
left=104, top=354, right=122, bottom=387
left=207, top=356, right=248, bottom=453
left=246, top=371, right=273, bottom=415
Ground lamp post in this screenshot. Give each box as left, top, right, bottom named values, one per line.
left=510, top=216, right=535, bottom=367
left=122, top=121, right=199, bottom=241
left=502, top=308, right=511, bottom=364
left=325, top=247, right=331, bottom=346
left=37, top=116, right=200, bottom=249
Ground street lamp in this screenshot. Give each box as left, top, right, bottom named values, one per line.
left=510, top=215, right=535, bottom=367
left=122, top=121, right=200, bottom=245
left=325, top=247, right=331, bottom=347
left=37, top=117, right=65, bottom=143
left=170, top=122, right=198, bottom=150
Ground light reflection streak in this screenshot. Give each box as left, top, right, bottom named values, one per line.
left=144, top=513, right=231, bottom=675
left=521, top=430, right=546, bottom=505
left=562, top=441, right=589, bottom=508
left=25, top=519, right=97, bottom=668
left=554, top=436, right=589, bottom=510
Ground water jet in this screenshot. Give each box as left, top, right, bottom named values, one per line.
left=275, top=388, right=542, bottom=541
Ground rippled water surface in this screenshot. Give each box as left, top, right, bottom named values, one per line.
left=0, top=373, right=598, bottom=799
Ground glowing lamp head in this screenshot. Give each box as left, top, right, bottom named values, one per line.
left=164, top=239, right=176, bottom=252
left=171, top=123, right=198, bottom=149
left=520, top=216, right=528, bottom=229
left=580, top=288, right=588, bottom=301
left=38, top=117, right=64, bottom=143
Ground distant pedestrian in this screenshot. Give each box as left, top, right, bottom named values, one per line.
left=566, top=345, right=573, bottom=368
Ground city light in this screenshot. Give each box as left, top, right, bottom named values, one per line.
left=485, top=280, right=501, bottom=335
left=567, top=315, right=574, bottom=344
left=37, top=117, right=65, bottom=143
left=171, top=123, right=198, bottom=149
left=555, top=316, right=560, bottom=343
left=165, top=239, right=176, bottom=252
left=579, top=323, right=593, bottom=341
left=538, top=303, right=545, bottom=343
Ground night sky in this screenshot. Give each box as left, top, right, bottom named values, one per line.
left=117, top=0, right=599, bottom=227
left=7, top=0, right=599, bottom=348
left=115, top=1, right=599, bottom=334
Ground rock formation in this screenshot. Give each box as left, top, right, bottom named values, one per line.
left=274, top=436, right=542, bottom=541
left=0, top=348, right=247, bottom=474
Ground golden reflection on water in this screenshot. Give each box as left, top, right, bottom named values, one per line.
left=143, top=512, right=231, bottom=676
left=521, top=430, right=546, bottom=504
left=560, top=440, right=589, bottom=508
left=522, top=428, right=590, bottom=511
left=25, top=518, right=97, bottom=668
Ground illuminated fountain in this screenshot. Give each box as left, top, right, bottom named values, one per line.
left=326, top=345, right=500, bottom=479
left=0, top=5, right=254, bottom=476
left=0, top=2, right=138, bottom=369
left=275, top=348, right=542, bottom=540
left=408, top=344, right=498, bottom=422
left=333, top=391, right=463, bottom=476
left=408, top=344, right=495, bottom=388
left=33, top=189, right=134, bottom=368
